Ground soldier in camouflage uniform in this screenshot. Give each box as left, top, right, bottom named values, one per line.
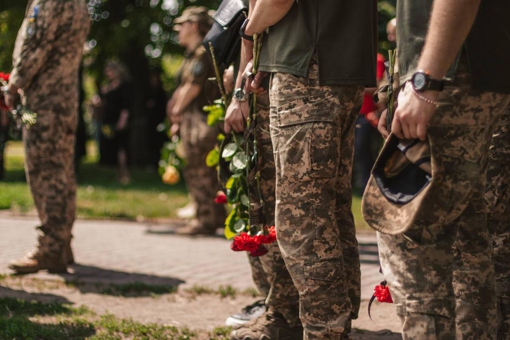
left=168, top=7, right=226, bottom=235
left=486, top=107, right=510, bottom=339
left=3, top=0, right=90, bottom=274
left=225, top=1, right=377, bottom=338
left=374, top=1, right=510, bottom=339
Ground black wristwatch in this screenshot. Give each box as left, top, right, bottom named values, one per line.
left=239, top=18, right=254, bottom=41
left=411, top=71, right=445, bottom=92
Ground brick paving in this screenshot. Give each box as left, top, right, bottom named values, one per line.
left=0, top=216, right=383, bottom=300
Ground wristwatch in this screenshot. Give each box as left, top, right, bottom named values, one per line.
left=233, top=87, right=247, bottom=102
left=239, top=18, right=254, bottom=41
left=411, top=71, right=445, bottom=92
left=233, top=71, right=253, bottom=102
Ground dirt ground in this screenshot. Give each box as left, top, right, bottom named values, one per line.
left=0, top=276, right=401, bottom=339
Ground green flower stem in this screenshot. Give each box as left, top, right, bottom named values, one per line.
left=208, top=42, right=229, bottom=108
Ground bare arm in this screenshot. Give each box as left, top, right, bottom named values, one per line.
left=244, top=0, right=295, bottom=37
left=392, top=0, right=482, bottom=141
left=417, top=0, right=481, bottom=79
left=170, top=82, right=201, bottom=118
left=225, top=0, right=294, bottom=133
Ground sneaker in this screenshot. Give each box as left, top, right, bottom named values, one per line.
left=230, top=310, right=303, bottom=340
left=225, top=299, right=267, bottom=326
left=176, top=201, right=197, bottom=219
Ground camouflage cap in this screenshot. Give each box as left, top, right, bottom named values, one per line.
left=174, top=6, right=211, bottom=26
left=362, top=134, right=434, bottom=235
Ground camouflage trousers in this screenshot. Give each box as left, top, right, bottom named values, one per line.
left=24, top=108, right=77, bottom=255
left=486, top=107, right=510, bottom=339
left=246, top=93, right=301, bottom=324
left=181, top=109, right=226, bottom=230
left=269, top=57, right=363, bottom=339
left=378, top=82, right=510, bottom=340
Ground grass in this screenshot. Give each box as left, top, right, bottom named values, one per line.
left=0, top=141, right=189, bottom=220
left=0, top=297, right=229, bottom=340
left=100, top=282, right=176, bottom=297
left=0, top=140, right=372, bottom=230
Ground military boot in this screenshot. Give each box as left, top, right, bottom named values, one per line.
left=230, top=310, right=303, bottom=340
left=9, top=248, right=67, bottom=274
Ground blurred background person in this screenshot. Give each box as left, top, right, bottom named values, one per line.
left=145, top=69, right=168, bottom=170
left=167, top=6, right=226, bottom=235
left=96, top=61, right=133, bottom=184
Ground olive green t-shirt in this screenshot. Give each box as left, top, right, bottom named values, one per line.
left=397, top=0, right=510, bottom=94
left=258, top=0, right=378, bottom=87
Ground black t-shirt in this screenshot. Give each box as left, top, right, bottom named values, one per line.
left=103, top=82, right=133, bottom=125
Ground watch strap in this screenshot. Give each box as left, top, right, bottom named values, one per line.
left=239, top=18, right=254, bottom=41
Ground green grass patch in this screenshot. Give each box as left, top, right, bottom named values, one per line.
left=1, top=141, right=189, bottom=220
left=1, top=141, right=372, bottom=231
left=0, top=297, right=229, bottom=339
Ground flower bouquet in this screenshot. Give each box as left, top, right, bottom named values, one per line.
left=0, top=72, right=37, bottom=130
left=206, top=36, right=277, bottom=257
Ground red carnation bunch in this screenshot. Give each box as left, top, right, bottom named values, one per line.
left=0, top=73, right=10, bottom=111
left=214, top=191, right=227, bottom=204
left=231, top=226, right=276, bottom=257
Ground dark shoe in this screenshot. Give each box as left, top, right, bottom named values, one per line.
left=175, top=220, right=217, bottom=236
left=9, top=250, right=67, bottom=274
left=230, top=311, right=303, bottom=340
left=226, top=299, right=267, bottom=326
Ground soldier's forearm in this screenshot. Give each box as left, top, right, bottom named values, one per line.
left=417, top=0, right=481, bottom=80
left=245, top=0, right=294, bottom=36
left=171, top=82, right=201, bottom=117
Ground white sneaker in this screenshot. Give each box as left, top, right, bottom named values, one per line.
left=225, top=299, right=267, bottom=326
left=176, top=202, right=197, bottom=219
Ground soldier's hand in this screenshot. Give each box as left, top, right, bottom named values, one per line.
left=170, top=123, right=180, bottom=137
left=224, top=99, right=249, bottom=134
left=392, top=84, right=438, bottom=141
left=249, top=71, right=268, bottom=95
left=377, top=109, right=390, bottom=139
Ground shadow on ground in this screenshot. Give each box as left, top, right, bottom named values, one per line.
left=0, top=287, right=96, bottom=339
left=58, top=264, right=184, bottom=297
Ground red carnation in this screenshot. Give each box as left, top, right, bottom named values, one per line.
left=0, top=72, right=9, bottom=82
left=374, top=282, right=393, bottom=303
left=231, top=232, right=259, bottom=253
left=253, top=226, right=277, bottom=245
left=214, top=191, right=227, bottom=204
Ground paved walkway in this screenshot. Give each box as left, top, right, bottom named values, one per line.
left=0, top=215, right=383, bottom=301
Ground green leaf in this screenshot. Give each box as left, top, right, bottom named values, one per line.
left=232, top=152, right=249, bottom=170
left=231, top=172, right=242, bottom=178
left=206, top=148, right=220, bottom=167
left=234, top=219, right=246, bottom=233
left=225, top=177, right=235, bottom=190
left=227, top=186, right=238, bottom=203
left=225, top=210, right=237, bottom=239
left=224, top=224, right=236, bottom=240
left=222, top=143, right=238, bottom=159
left=240, top=194, right=250, bottom=206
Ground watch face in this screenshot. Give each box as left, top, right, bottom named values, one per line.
left=234, top=89, right=246, bottom=102
left=413, top=73, right=427, bottom=91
